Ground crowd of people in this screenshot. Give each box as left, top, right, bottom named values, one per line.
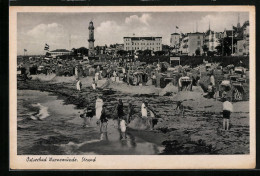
left=79, top=95, right=158, bottom=140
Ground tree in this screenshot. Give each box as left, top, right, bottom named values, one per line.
left=154, top=51, right=166, bottom=56
left=195, top=48, right=201, bottom=56
left=202, top=45, right=209, bottom=55
left=215, top=37, right=237, bottom=56
left=143, top=49, right=152, bottom=56
left=117, top=50, right=127, bottom=56
left=73, top=47, right=88, bottom=56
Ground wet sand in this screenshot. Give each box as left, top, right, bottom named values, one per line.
left=17, top=76, right=249, bottom=154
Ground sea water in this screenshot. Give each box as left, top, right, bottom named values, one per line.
left=17, top=90, right=163, bottom=155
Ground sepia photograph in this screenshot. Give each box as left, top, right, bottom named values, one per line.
left=9, top=6, right=255, bottom=169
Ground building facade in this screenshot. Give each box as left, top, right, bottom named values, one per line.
left=123, top=37, right=162, bottom=51
left=204, top=30, right=222, bottom=52
left=236, top=25, right=249, bottom=56
left=49, top=49, right=71, bottom=58
left=179, top=32, right=204, bottom=56
left=88, top=21, right=95, bottom=56
left=170, top=33, right=180, bottom=48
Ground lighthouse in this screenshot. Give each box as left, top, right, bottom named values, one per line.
left=88, top=21, right=95, bottom=56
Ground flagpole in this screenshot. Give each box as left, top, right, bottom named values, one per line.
left=232, top=25, right=234, bottom=55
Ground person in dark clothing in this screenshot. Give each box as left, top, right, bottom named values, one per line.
left=115, top=99, right=124, bottom=128
left=126, top=101, right=134, bottom=123
left=100, top=107, right=108, bottom=133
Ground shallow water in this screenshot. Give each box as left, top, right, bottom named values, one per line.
left=17, top=90, right=163, bottom=155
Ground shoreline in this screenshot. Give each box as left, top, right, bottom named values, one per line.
left=17, top=76, right=250, bottom=154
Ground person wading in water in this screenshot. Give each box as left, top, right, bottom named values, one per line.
left=115, top=99, right=124, bottom=129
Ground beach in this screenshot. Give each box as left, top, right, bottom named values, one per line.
left=17, top=75, right=250, bottom=154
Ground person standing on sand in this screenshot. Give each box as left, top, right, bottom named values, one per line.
left=95, top=71, right=99, bottom=82
left=80, top=106, right=94, bottom=128
left=115, top=99, right=124, bottom=128
left=76, top=79, right=82, bottom=91
left=146, top=104, right=156, bottom=130
left=222, top=97, right=233, bottom=131
left=95, top=96, right=104, bottom=124
left=141, top=101, right=147, bottom=118
left=92, top=78, right=97, bottom=90
left=126, top=101, right=134, bottom=123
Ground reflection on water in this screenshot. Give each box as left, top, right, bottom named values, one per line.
left=17, top=90, right=163, bottom=155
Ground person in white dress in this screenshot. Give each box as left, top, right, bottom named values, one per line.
left=141, top=101, right=147, bottom=118
left=92, top=78, right=96, bottom=90
left=95, top=96, right=104, bottom=123
left=120, top=118, right=127, bottom=140
left=76, top=79, right=82, bottom=91
left=95, top=72, right=99, bottom=82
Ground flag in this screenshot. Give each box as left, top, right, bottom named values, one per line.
left=176, top=26, right=179, bottom=29
left=24, top=49, right=27, bottom=52
left=44, top=43, right=49, bottom=50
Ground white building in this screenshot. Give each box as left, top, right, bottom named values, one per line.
left=179, top=32, right=204, bottom=56
left=123, top=37, right=162, bottom=51
left=204, top=30, right=222, bottom=52
left=170, top=33, right=180, bottom=48
left=49, top=49, right=71, bottom=58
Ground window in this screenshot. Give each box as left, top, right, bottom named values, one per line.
left=198, top=36, right=200, bottom=39
left=197, top=41, right=201, bottom=46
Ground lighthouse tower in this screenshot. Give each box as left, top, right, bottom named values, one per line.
left=88, top=21, right=95, bottom=56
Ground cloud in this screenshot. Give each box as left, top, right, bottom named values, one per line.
left=199, top=13, right=239, bottom=32
left=18, top=23, right=70, bottom=54
left=125, top=14, right=152, bottom=26
left=27, top=23, right=66, bottom=39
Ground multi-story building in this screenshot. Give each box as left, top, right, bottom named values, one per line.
left=49, top=49, right=71, bottom=58
left=236, top=25, right=249, bottom=56
left=170, top=33, right=180, bottom=48
left=123, top=37, right=162, bottom=51
left=179, top=32, right=204, bottom=56
left=204, top=30, right=223, bottom=52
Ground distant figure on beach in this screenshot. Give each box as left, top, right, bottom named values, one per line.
left=80, top=106, right=94, bottom=128
left=76, top=79, right=82, bottom=91
left=95, top=72, right=99, bottom=82
left=75, top=66, right=78, bottom=77
left=207, top=82, right=214, bottom=98
left=100, top=108, right=108, bottom=133
left=115, top=99, right=124, bottom=128
left=120, top=117, right=127, bottom=140
left=141, top=101, right=147, bottom=118
left=92, top=78, right=97, bottom=90
left=126, top=101, right=134, bottom=123
left=146, top=103, right=155, bottom=130
left=113, top=70, right=117, bottom=81
left=222, top=97, right=233, bottom=131
left=95, top=96, right=104, bottom=124
left=210, top=73, right=215, bottom=86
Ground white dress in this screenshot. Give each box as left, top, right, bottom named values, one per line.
left=76, top=80, right=81, bottom=91
left=95, top=98, right=103, bottom=120
left=92, top=83, right=96, bottom=90
left=120, top=120, right=126, bottom=132
left=141, top=103, right=147, bottom=117
left=95, top=72, right=99, bottom=81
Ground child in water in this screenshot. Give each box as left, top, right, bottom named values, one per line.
left=120, top=117, right=127, bottom=140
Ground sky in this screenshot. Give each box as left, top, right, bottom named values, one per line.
left=17, top=12, right=249, bottom=55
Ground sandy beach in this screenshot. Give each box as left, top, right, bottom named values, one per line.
left=17, top=74, right=249, bottom=154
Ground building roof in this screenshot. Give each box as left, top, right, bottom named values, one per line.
left=187, top=32, right=204, bottom=35
left=123, top=37, right=162, bottom=41
left=171, top=33, right=180, bottom=35
left=50, top=49, right=71, bottom=52
left=205, top=29, right=214, bottom=35
left=224, top=30, right=234, bottom=37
